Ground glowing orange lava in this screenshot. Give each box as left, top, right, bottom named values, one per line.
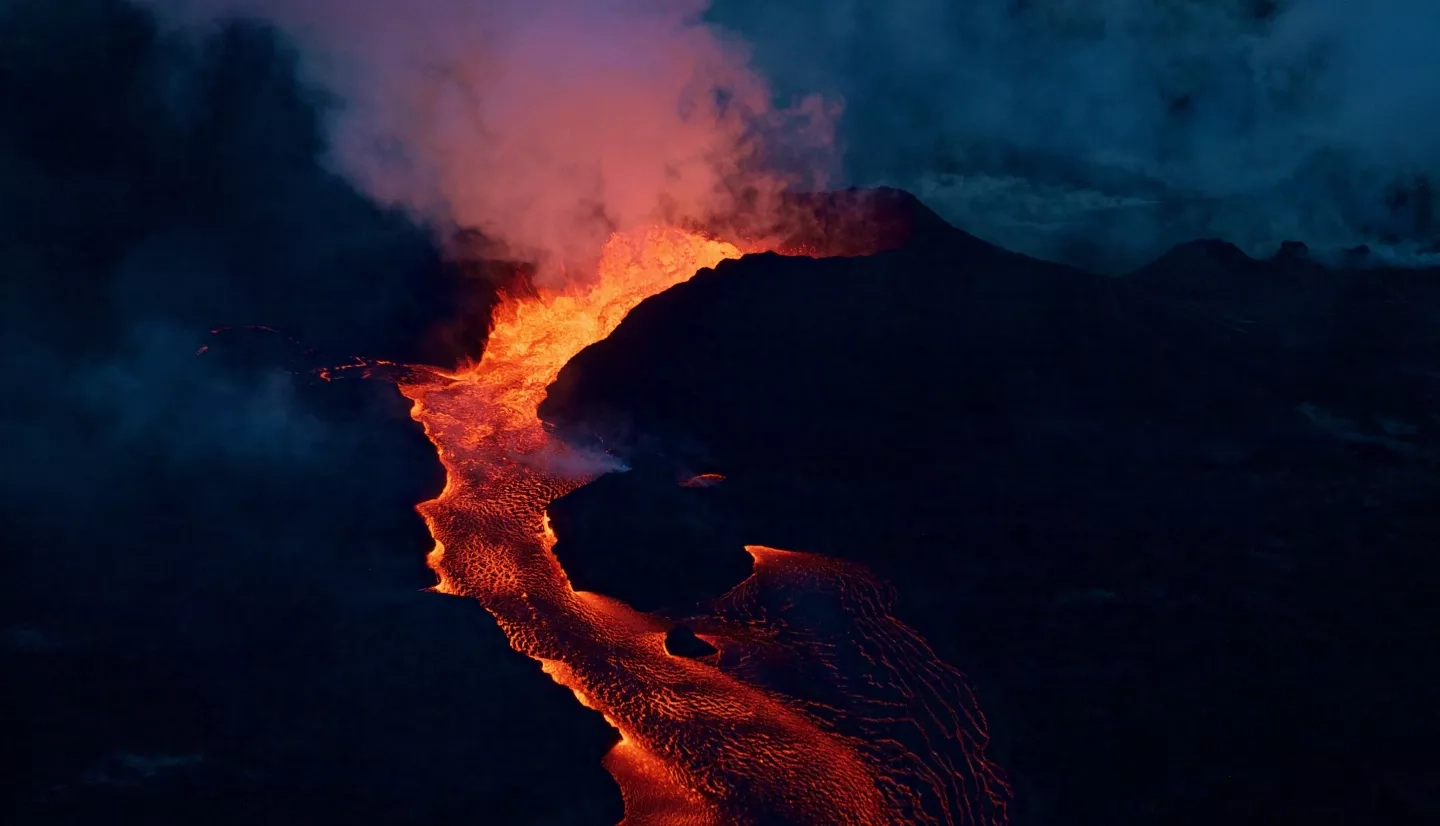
left=397, top=226, right=1009, bottom=824
left=680, top=473, right=726, bottom=488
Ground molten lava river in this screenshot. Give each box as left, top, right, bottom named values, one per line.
left=394, top=227, right=1010, bottom=825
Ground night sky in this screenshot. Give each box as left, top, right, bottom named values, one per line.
left=5, top=1, right=1438, bottom=824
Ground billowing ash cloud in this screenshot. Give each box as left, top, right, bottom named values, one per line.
left=148, top=0, right=836, bottom=283
left=707, top=0, right=1440, bottom=268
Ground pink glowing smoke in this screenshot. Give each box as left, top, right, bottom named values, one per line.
left=149, top=0, right=836, bottom=281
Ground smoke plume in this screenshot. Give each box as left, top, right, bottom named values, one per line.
left=706, top=0, right=1440, bottom=269
left=148, top=0, right=836, bottom=283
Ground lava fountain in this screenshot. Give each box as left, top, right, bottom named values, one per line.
left=396, top=225, right=1010, bottom=824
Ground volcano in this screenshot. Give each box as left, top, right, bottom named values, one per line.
left=392, top=190, right=1011, bottom=825
left=539, top=191, right=1440, bottom=825
left=391, top=187, right=1437, bottom=825
left=11, top=186, right=1439, bottom=826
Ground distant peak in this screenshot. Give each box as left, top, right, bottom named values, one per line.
left=1272, top=240, right=1310, bottom=263
left=1165, top=238, right=1252, bottom=264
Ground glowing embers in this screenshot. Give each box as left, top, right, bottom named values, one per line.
left=398, top=225, right=1008, bottom=824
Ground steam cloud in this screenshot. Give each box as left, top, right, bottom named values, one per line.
left=146, top=0, right=1440, bottom=271
left=708, top=0, right=1440, bottom=269
left=148, top=0, right=835, bottom=283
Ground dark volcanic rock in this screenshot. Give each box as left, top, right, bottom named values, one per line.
left=664, top=624, right=718, bottom=659
left=723, top=186, right=959, bottom=257
left=541, top=203, right=1440, bottom=825
left=549, top=458, right=753, bottom=613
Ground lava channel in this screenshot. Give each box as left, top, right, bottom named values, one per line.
left=396, top=226, right=1010, bottom=825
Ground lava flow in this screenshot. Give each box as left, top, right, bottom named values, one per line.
left=397, top=226, right=1010, bottom=824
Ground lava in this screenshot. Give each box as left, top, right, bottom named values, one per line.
left=680, top=473, right=726, bottom=488
left=397, top=226, right=1009, bottom=824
